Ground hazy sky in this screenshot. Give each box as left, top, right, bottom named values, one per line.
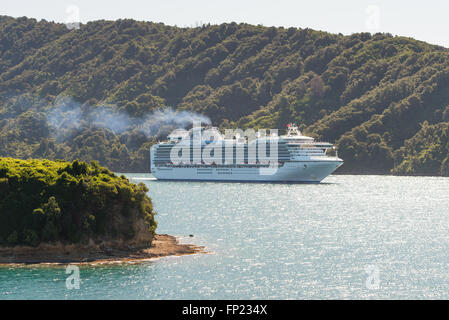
left=2, top=0, right=449, bottom=47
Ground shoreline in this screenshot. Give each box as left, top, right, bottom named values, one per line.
left=131, top=172, right=449, bottom=178
left=0, top=234, right=206, bottom=266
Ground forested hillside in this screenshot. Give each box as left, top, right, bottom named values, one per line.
left=1, top=15, right=449, bottom=175
left=0, top=157, right=156, bottom=247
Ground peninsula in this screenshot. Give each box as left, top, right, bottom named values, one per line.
left=0, top=157, right=203, bottom=264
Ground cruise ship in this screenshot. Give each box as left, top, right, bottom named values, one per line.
left=150, top=124, right=343, bottom=183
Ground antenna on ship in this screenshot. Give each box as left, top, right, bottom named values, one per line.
left=286, top=123, right=300, bottom=136
left=333, top=146, right=339, bottom=159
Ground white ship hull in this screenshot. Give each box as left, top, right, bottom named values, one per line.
left=151, top=159, right=343, bottom=183
left=151, top=124, right=343, bottom=183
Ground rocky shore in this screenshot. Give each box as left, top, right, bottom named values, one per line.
left=0, top=234, right=205, bottom=265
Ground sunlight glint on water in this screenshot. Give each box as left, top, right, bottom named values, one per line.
left=1, top=174, right=449, bottom=299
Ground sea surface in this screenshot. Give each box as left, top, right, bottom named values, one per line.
left=1, top=174, right=449, bottom=299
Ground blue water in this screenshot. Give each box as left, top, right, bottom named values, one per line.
left=1, top=174, right=449, bottom=299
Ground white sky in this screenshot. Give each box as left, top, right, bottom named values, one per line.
left=2, top=0, right=449, bottom=47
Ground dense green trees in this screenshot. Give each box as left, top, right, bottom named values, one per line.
left=391, top=122, right=449, bottom=175
left=1, top=16, right=449, bottom=175
left=0, top=157, right=157, bottom=247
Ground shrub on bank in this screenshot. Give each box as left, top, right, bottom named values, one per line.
left=0, top=157, right=157, bottom=247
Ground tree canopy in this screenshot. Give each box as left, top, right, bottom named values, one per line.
left=0, top=157, right=157, bottom=247
left=1, top=16, right=449, bottom=175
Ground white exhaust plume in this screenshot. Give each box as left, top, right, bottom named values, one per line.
left=47, top=96, right=211, bottom=140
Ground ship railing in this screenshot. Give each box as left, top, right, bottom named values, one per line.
left=156, top=162, right=286, bottom=168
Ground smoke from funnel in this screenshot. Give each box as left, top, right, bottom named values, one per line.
left=47, top=96, right=211, bottom=140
